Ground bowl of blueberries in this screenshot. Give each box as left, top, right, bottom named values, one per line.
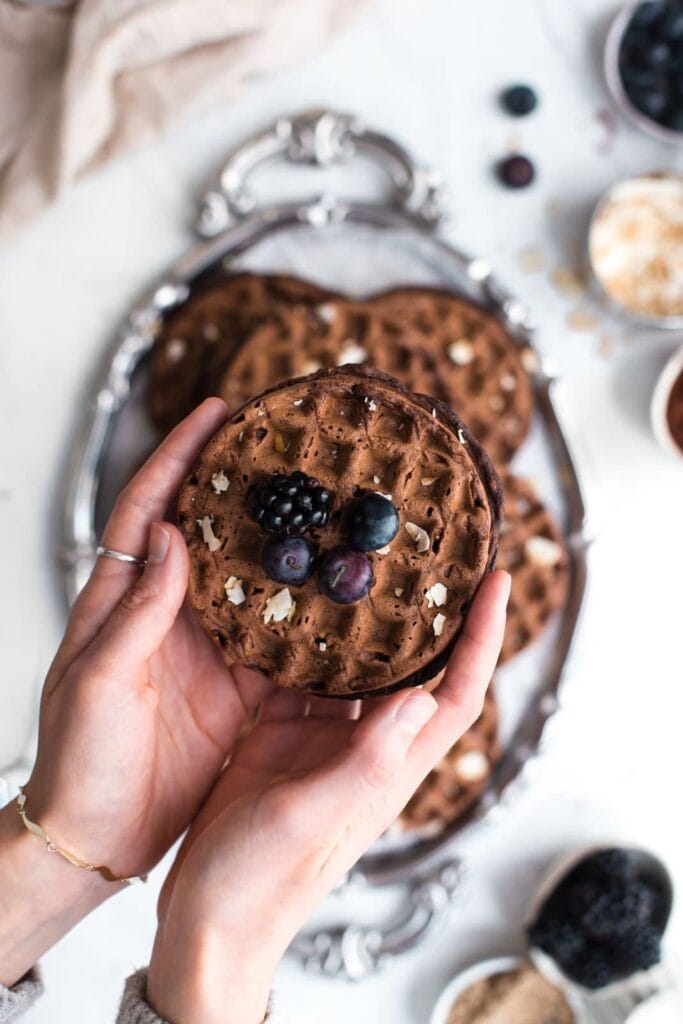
left=606, top=0, right=683, bottom=142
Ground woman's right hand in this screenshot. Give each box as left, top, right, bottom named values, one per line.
left=146, top=570, right=510, bottom=1024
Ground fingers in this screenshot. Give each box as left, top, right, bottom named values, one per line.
left=288, top=571, right=510, bottom=876
left=306, top=696, right=361, bottom=721
left=412, top=570, right=510, bottom=760
left=77, top=523, right=189, bottom=685
left=55, top=399, right=228, bottom=674
left=100, top=397, right=228, bottom=559
left=259, top=688, right=308, bottom=724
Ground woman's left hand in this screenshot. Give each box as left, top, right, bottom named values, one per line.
left=0, top=399, right=282, bottom=986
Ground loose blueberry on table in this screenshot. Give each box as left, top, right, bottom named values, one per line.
left=317, top=547, right=374, bottom=605
left=497, top=154, right=536, bottom=189
left=500, top=83, right=539, bottom=117
left=261, top=536, right=315, bottom=586
left=250, top=471, right=331, bottom=536
left=346, top=492, right=399, bottom=552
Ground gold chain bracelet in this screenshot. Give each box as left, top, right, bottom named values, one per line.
left=16, top=789, right=147, bottom=885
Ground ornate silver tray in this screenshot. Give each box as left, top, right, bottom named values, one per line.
left=60, top=109, right=590, bottom=979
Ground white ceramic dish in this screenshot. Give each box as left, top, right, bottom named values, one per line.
left=626, top=990, right=683, bottom=1022
left=651, top=344, right=683, bottom=461
left=587, top=173, right=683, bottom=331
left=429, top=955, right=584, bottom=1024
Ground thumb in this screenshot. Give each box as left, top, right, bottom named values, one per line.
left=84, top=522, right=189, bottom=674
left=306, top=688, right=439, bottom=825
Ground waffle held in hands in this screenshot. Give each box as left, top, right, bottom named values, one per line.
left=178, top=366, right=502, bottom=696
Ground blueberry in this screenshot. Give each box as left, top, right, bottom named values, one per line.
left=626, top=79, right=670, bottom=118
left=663, top=105, right=683, bottom=130
left=644, top=40, right=673, bottom=67
left=261, top=536, right=315, bottom=586
left=497, top=154, right=536, bottom=189
left=661, top=7, right=683, bottom=41
left=346, top=493, right=399, bottom=551
left=500, top=83, right=538, bottom=117
left=317, top=547, right=374, bottom=604
left=630, top=1, right=668, bottom=31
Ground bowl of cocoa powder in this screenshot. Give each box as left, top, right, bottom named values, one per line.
left=430, top=956, right=581, bottom=1024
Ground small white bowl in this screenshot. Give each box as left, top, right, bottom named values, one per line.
left=429, top=955, right=584, bottom=1024
left=604, top=2, right=683, bottom=146
left=651, top=344, right=683, bottom=461
left=587, top=173, right=683, bottom=330
left=627, top=990, right=683, bottom=1022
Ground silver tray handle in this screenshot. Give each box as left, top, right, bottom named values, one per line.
left=197, top=108, right=444, bottom=237
left=288, top=859, right=463, bottom=980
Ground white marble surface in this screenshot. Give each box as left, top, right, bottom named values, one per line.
left=1, top=0, right=683, bottom=1020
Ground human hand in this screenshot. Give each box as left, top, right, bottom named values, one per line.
left=147, top=570, right=510, bottom=1024
left=1, top=399, right=285, bottom=985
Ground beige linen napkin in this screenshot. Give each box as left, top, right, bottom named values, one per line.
left=0, top=0, right=373, bottom=243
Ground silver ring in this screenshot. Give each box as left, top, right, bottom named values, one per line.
left=96, top=545, right=147, bottom=567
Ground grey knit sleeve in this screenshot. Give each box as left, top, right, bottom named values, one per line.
left=0, top=969, right=43, bottom=1023
left=117, top=969, right=273, bottom=1023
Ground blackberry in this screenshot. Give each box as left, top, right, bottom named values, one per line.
left=250, top=471, right=331, bottom=536
left=583, top=884, right=656, bottom=940
left=529, top=919, right=585, bottom=962
left=568, top=952, right=619, bottom=990
left=588, top=848, right=634, bottom=879
left=613, top=926, right=662, bottom=972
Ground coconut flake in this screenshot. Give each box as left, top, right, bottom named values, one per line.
left=337, top=341, right=366, bottom=365
left=421, top=476, right=436, bottom=486
left=302, top=358, right=322, bottom=374
left=376, top=544, right=391, bottom=556
left=426, top=583, right=448, bottom=609
left=373, top=474, right=381, bottom=484
left=263, top=588, right=296, bottom=624
left=500, top=373, right=517, bottom=391
left=457, top=428, right=467, bottom=445
left=292, top=399, right=304, bottom=407
left=394, top=587, right=404, bottom=597
left=454, top=750, right=490, bottom=782
left=432, top=612, right=446, bottom=637
left=224, top=576, right=246, bottom=605
left=375, top=491, right=392, bottom=502
left=525, top=535, right=563, bottom=567
left=202, top=323, right=220, bottom=342
left=366, top=398, right=378, bottom=412
left=316, top=303, right=337, bottom=324
left=197, top=515, right=221, bottom=552
left=405, top=521, right=430, bottom=553
left=520, top=346, right=540, bottom=373
left=166, top=337, right=187, bottom=363
left=318, top=640, right=327, bottom=651
left=210, top=470, right=230, bottom=495
left=447, top=339, right=474, bottom=365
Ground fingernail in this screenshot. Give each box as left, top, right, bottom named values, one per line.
left=394, top=692, right=437, bottom=736
left=148, top=523, right=170, bottom=564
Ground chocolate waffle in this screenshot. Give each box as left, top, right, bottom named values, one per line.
left=497, top=473, right=570, bottom=664
left=178, top=366, right=502, bottom=696
left=217, top=286, right=535, bottom=466
left=149, top=273, right=335, bottom=431
left=399, top=686, right=500, bottom=834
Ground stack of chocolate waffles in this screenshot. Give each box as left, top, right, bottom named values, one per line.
left=150, top=272, right=570, bottom=839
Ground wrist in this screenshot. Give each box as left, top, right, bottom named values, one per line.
left=147, top=915, right=275, bottom=1024
left=0, top=800, right=112, bottom=987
